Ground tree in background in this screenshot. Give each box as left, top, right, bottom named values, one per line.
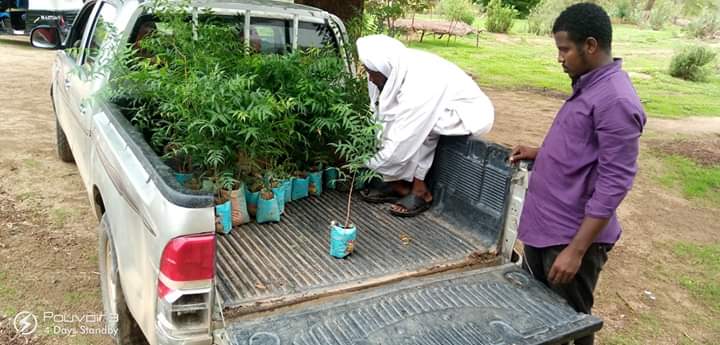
left=407, top=0, right=432, bottom=26
left=365, top=0, right=408, bottom=36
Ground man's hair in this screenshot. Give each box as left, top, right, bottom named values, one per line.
left=552, top=3, right=612, bottom=53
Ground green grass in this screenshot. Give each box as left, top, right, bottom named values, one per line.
left=657, top=155, right=720, bottom=205
left=404, top=19, right=720, bottom=118
left=674, top=242, right=720, bottom=313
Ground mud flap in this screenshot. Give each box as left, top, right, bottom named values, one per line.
left=224, top=264, right=602, bottom=345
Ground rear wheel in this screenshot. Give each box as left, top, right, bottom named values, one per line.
left=98, top=216, right=149, bottom=345
left=55, top=113, right=75, bottom=163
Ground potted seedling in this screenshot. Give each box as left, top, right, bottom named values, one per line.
left=276, top=166, right=293, bottom=209
left=221, top=177, right=250, bottom=227
left=308, top=163, right=323, bottom=197
left=327, top=102, right=381, bottom=259
left=244, top=174, right=263, bottom=218
left=291, top=169, right=309, bottom=201
left=267, top=172, right=288, bottom=214
left=256, top=176, right=281, bottom=224
left=164, top=144, right=194, bottom=187
left=324, top=165, right=339, bottom=190
left=215, top=172, right=236, bottom=234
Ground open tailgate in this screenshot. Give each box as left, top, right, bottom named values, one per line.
left=222, top=264, right=602, bottom=345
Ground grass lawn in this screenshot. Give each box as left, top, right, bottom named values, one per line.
left=657, top=155, right=720, bottom=205
left=404, top=16, right=720, bottom=118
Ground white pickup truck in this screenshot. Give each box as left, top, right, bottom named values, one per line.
left=30, top=0, right=603, bottom=344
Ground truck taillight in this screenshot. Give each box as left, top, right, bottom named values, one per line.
left=156, top=233, right=215, bottom=343
left=160, top=233, right=215, bottom=284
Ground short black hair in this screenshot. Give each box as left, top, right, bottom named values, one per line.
left=553, top=3, right=612, bottom=53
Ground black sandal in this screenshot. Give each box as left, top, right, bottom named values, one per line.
left=360, top=182, right=402, bottom=204
left=389, top=194, right=432, bottom=217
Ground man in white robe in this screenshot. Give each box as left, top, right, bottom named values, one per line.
left=356, top=35, right=494, bottom=217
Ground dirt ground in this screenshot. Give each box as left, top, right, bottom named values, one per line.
left=1, top=36, right=719, bottom=345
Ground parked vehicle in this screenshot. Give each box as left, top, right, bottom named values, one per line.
left=0, top=0, right=81, bottom=38
left=31, top=0, right=603, bottom=344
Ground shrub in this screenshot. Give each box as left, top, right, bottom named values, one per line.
left=669, top=45, right=717, bottom=82
left=611, top=0, right=641, bottom=24
left=440, top=0, right=477, bottom=26
left=527, top=0, right=578, bottom=35
left=647, top=0, right=675, bottom=30
left=687, top=9, right=720, bottom=39
left=485, top=0, right=517, bottom=33
left=477, top=0, right=541, bottom=17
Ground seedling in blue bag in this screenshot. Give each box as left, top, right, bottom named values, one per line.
left=256, top=183, right=281, bottom=224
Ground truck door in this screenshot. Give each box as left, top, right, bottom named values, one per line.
left=56, top=0, right=115, bottom=187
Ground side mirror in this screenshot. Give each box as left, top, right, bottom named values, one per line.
left=30, top=25, right=62, bottom=49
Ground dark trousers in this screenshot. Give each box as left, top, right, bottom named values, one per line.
left=523, top=244, right=611, bottom=345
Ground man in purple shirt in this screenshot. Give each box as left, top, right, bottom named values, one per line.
left=510, top=3, right=646, bottom=344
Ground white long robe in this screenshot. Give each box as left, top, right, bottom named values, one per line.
left=357, top=35, right=494, bottom=182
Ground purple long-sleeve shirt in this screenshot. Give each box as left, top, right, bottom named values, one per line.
left=518, top=59, right=646, bottom=248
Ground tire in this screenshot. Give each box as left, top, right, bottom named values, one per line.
left=55, top=115, right=75, bottom=163
left=98, top=216, right=149, bottom=345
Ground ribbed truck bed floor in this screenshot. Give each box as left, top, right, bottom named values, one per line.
left=215, top=191, right=492, bottom=313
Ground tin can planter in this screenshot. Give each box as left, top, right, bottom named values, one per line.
left=329, top=222, right=356, bottom=259
left=281, top=179, right=292, bottom=204
left=245, top=188, right=261, bottom=218
left=308, top=171, right=323, bottom=196
left=174, top=172, right=193, bottom=187
left=291, top=175, right=309, bottom=201
left=215, top=199, right=232, bottom=234
left=221, top=185, right=250, bottom=226
left=272, top=185, right=286, bottom=214
left=256, top=191, right=281, bottom=224
left=324, top=167, right=338, bottom=190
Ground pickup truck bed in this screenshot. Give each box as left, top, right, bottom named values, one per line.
left=216, top=136, right=513, bottom=315
left=216, top=191, right=492, bottom=312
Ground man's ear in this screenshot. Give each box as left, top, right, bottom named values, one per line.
left=585, top=37, right=599, bottom=55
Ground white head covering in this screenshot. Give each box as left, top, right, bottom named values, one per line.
left=356, top=35, right=408, bottom=120
left=356, top=34, right=405, bottom=77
